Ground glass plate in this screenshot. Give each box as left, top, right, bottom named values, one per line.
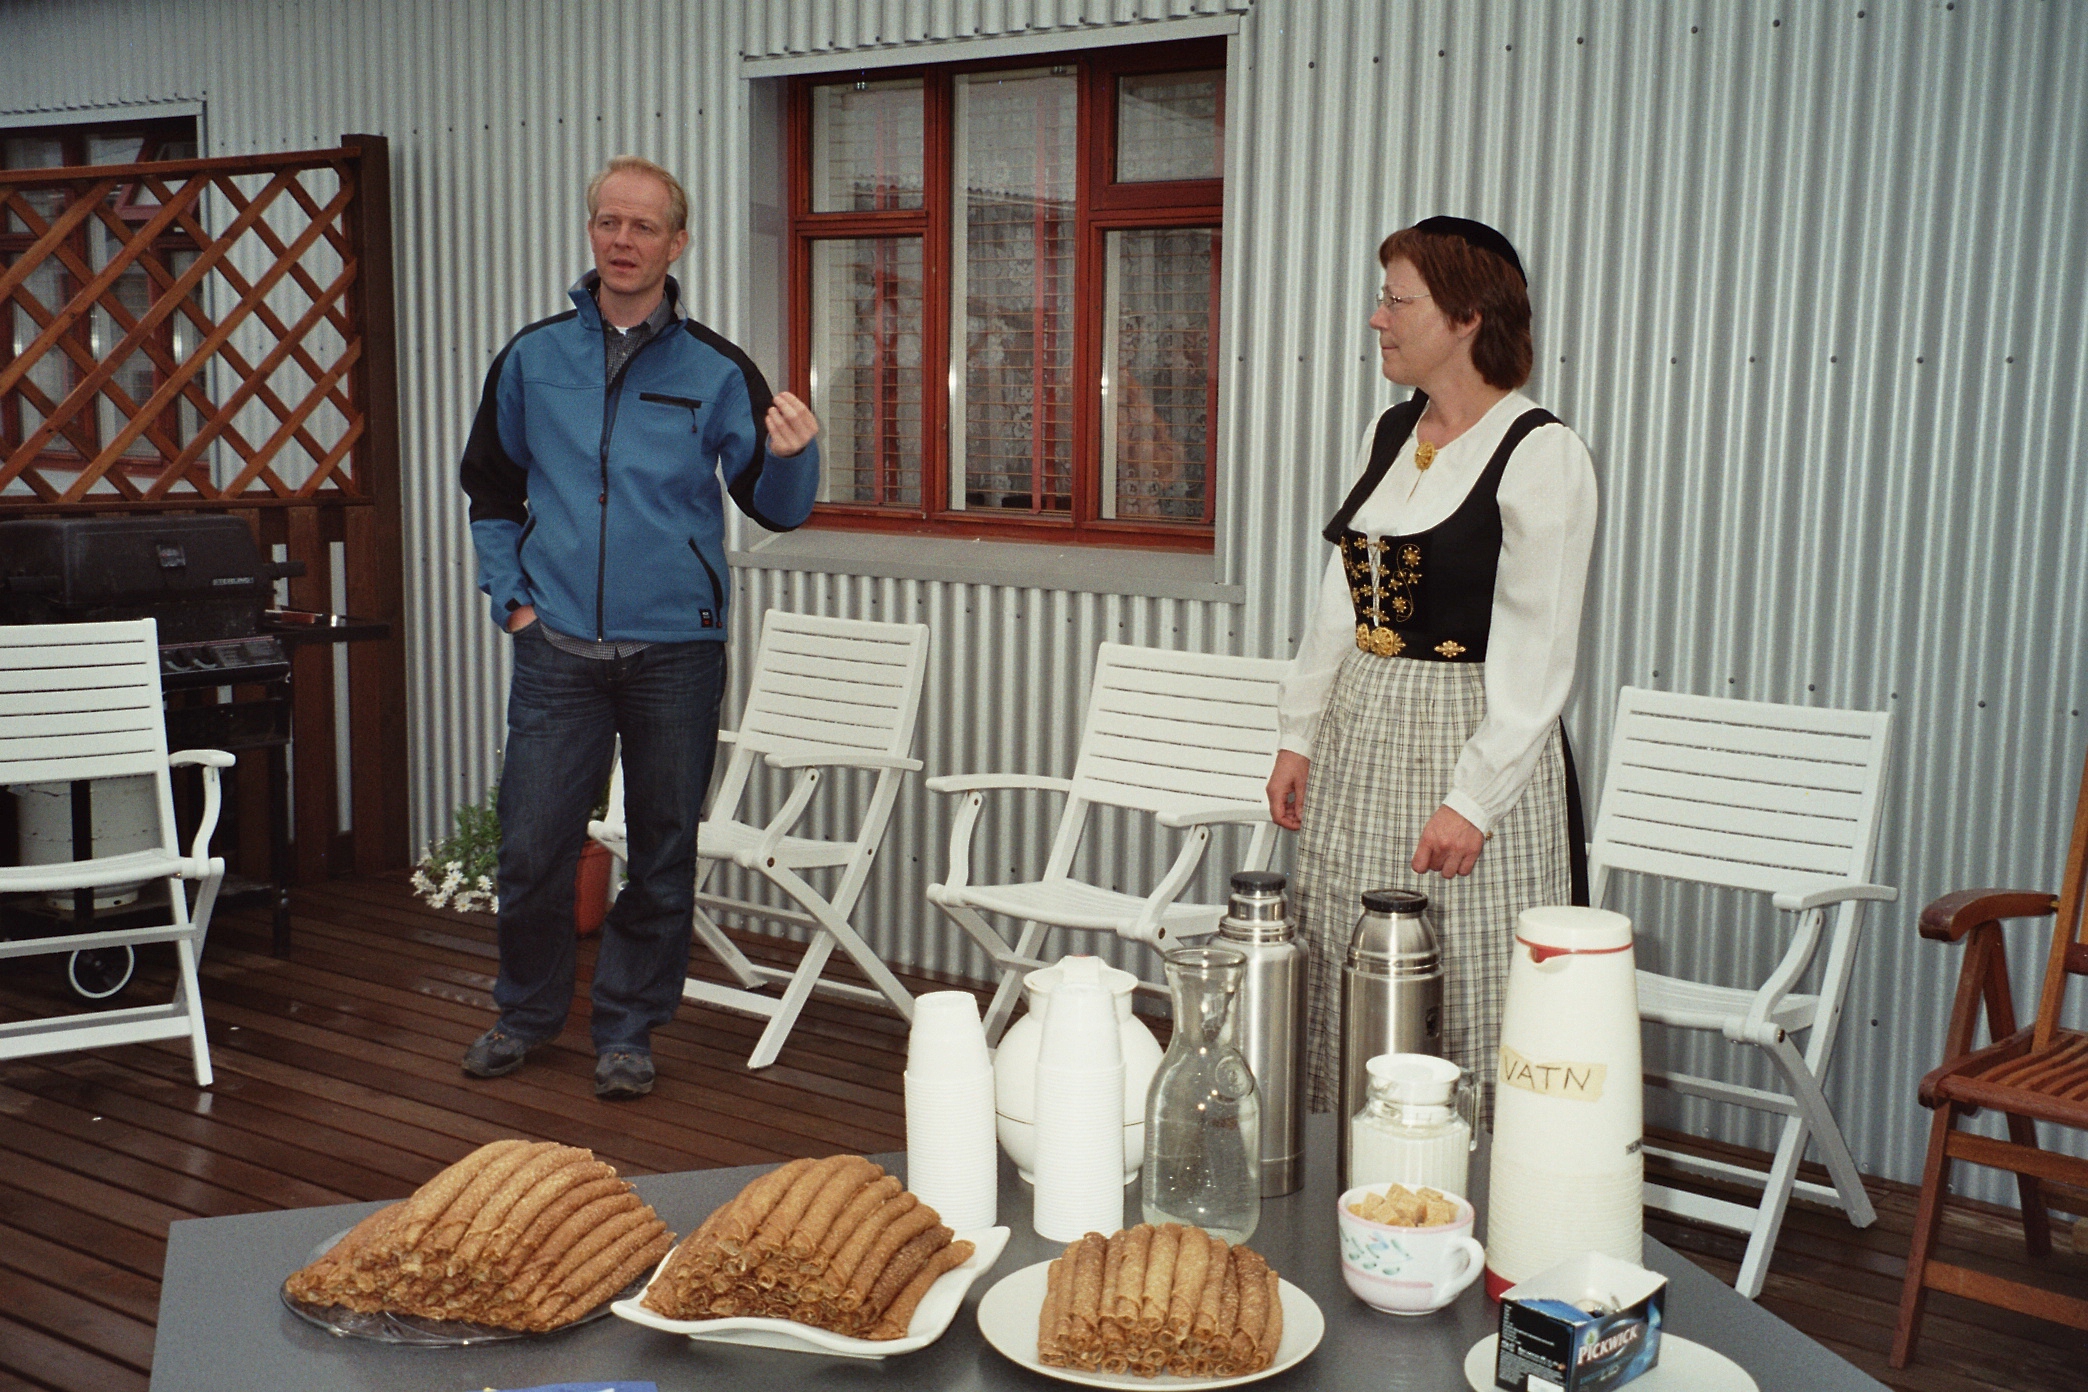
left=279, top=1227, right=638, bottom=1346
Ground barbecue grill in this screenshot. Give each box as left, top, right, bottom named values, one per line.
left=0, top=514, right=307, bottom=995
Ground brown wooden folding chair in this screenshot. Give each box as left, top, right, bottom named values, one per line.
left=1893, top=744, right=2088, bottom=1365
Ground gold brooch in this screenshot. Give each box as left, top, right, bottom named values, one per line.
left=1355, top=624, right=1372, bottom=652
left=1434, top=640, right=1467, bottom=658
left=1415, top=440, right=1437, bottom=471
left=1371, top=628, right=1405, bottom=657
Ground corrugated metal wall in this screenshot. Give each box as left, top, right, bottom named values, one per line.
left=5, top=0, right=2084, bottom=1200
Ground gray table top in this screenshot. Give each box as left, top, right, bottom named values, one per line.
left=151, top=1117, right=1888, bottom=1392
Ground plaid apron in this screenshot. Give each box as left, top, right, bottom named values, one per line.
left=1294, top=649, right=1572, bottom=1128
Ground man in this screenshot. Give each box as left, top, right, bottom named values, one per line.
left=458, top=156, right=819, bottom=1098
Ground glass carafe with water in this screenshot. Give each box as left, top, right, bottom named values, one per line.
left=1141, top=946, right=1261, bottom=1242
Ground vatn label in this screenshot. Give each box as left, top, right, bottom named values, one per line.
left=1498, top=1044, right=1607, bottom=1102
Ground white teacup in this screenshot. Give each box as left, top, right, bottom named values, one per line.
left=1337, top=1184, right=1487, bottom=1315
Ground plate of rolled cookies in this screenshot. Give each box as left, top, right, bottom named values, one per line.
left=280, top=1139, right=676, bottom=1344
left=975, top=1223, right=1324, bottom=1388
left=615, top=1153, right=1011, bottom=1358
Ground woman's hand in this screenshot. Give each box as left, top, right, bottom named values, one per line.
left=1411, top=804, right=1485, bottom=878
left=1267, top=751, right=1310, bottom=831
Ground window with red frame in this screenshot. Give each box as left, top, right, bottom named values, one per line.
left=2, top=118, right=206, bottom=480
left=787, top=40, right=1223, bottom=550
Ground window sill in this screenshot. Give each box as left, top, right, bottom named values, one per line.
left=729, top=527, right=1245, bottom=604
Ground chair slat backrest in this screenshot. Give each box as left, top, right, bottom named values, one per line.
left=0, top=620, right=171, bottom=786
left=1070, top=644, right=1288, bottom=816
left=1590, top=686, right=1892, bottom=898
left=734, top=611, right=930, bottom=758
left=2033, top=746, right=2088, bottom=1047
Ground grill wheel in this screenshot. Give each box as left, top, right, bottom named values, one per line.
left=66, top=946, right=136, bottom=1001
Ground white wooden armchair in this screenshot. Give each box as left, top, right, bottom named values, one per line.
left=592, top=610, right=928, bottom=1069
left=0, top=620, right=231, bottom=1086
left=926, top=642, right=1288, bottom=1042
left=1589, top=685, right=1895, bottom=1299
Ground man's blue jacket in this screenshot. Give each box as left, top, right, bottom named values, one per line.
left=460, top=275, right=818, bottom=643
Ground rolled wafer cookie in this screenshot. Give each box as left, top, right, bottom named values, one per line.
left=1258, top=1270, right=1283, bottom=1364
left=1113, top=1224, right=1151, bottom=1326
left=497, top=1175, right=624, bottom=1277
left=868, top=1237, right=973, bottom=1340
left=1192, top=1236, right=1232, bottom=1341
left=509, top=1193, right=647, bottom=1300
left=463, top=1150, right=596, bottom=1268
left=815, top=1174, right=900, bottom=1261
left=1165, top=1227, right=1212, bottom=1340
left=393, top=1139, right=529, bottom=1248
left=825, top=1191, right=918, bottom=1295
left=522, top=1209, right=669, bottom=1329
left=544, top=1228, right=675, bottom=1333
left=844, top=1202, right=943, bottom=1307
left=1067, top=1232, right=1107, bottom=1348
left=716, top=1157, right=815, bottom=1259
left=1139, top=1223, right=1179, bottom=1331
left=1037, top=1256, right=1069, bottom=1363
left=858, top=1223, right=951, bottom=1327
left=754, top=1155, right=855, bottom=1255
left=424, top=1141, right=549, bottom=1254
left=789, top=1157, right=881, bottom=1259
left=1230, top=1247, right=1270, bottom=1368
left=1209, top=1255, right=1240, bottom=1363
left=647, top=1192, right=735, bottom=1307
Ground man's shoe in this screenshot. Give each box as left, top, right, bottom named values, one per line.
left=461, top=1025, right=540, bottom=1078
left=595, top=1048, right=655, bottom=1100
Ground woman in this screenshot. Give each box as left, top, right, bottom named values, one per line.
left=1266, top=218, right=1597, bottom=1127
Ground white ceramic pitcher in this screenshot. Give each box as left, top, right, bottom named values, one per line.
left=993, top=955, right=1164, bottom=1184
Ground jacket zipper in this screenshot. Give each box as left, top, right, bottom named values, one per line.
left=596, top=324, right=675, bottom=641
left=688, top=538, right=724, bottom=620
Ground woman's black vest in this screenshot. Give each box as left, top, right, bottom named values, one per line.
left=1322, top=393, right=1558, bottom=662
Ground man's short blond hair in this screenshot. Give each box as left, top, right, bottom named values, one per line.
left=586, top=156, right=689, bottom=233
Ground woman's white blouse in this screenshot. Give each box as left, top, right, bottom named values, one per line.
left=1275, top=390, right=1598, bottom=835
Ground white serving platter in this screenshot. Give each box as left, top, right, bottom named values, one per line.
left=610, top=1225, right=1009, bottom=1360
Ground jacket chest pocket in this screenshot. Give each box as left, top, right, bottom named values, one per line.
left=638, top=392, right=704, bottom=432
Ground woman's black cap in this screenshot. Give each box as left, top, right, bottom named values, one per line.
left=1412, top=216, right=1526, bottom=286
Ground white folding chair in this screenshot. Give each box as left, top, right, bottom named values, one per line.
left=926, top=642, right=1287, bottom=1042
left=0, top=620, right=231, bottom=1086
left=591, top=610, right=928, bottom=1069
left=1589, top=685, right=1896, bottom=1299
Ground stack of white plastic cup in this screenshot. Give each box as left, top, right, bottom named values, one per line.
left=1031, top=978, right=1127, bottom=1242
left=904, top=990, right=998, bottom=1231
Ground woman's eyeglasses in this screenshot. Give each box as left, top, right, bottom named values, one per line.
left=1374, top=290, right=1432, bottom=313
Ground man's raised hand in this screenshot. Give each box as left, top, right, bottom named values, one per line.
left=766, top=392, right=821, bottom=457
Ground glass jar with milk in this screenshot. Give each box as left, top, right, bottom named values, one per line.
left=1348, top=1054, right=1475, bottom=1197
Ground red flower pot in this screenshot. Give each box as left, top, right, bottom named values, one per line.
left=574, top=840, right=613, bottom=936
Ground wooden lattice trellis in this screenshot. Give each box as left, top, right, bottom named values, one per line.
left=0, top=135, right=406, bottom=881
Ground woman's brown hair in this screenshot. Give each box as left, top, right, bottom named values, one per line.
left=1378, top=226, right=1533, bottom=390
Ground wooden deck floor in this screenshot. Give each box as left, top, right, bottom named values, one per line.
left=0, top=874, right=2082, bottom=1391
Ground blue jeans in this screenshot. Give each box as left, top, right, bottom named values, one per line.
left=492, top=624, right=725, bottom=1053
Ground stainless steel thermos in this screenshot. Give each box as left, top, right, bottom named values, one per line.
left=1338, top=887, right=1444, bottom=1191
left=1216, top=871, right=1307, bottom=1197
